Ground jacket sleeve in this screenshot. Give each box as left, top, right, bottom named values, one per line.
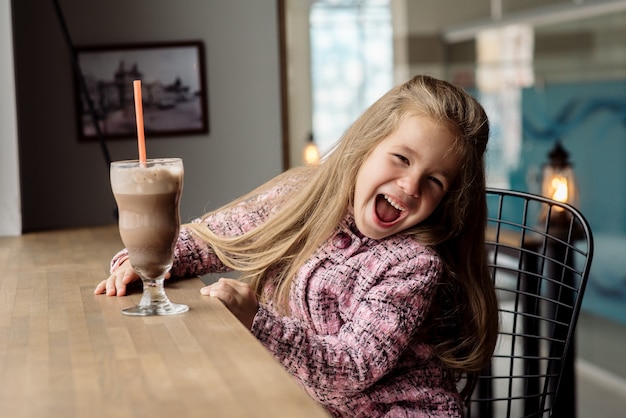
left=108, top=222, right=231, bottom=278
left=250, top=249, right=443, bottom=400
left=169, top=184, right=289, bottom=277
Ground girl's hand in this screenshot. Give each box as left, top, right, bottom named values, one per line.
left=200, top=278, right=259, bottom=329
left=94, top=259, right=140, bottom=296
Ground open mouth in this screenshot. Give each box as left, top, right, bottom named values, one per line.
left=375, top=194, right=404, bottom=223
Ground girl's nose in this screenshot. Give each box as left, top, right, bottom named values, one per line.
left=399, top=176, right=420, bottom=198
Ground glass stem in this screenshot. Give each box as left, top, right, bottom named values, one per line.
left=138, top=277, right=169, bottom=307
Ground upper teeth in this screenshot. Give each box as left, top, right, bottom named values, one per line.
left=384, top=195, right=404, bottom=211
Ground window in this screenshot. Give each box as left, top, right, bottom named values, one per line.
left=309, top=0, right=393, bottom=154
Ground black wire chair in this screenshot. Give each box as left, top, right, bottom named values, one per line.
left=466, top=188, right=594, bottom=418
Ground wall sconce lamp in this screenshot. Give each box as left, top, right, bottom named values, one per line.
left=303, top=132, right=320, bottom=165
left=540, top=141, right=579, bottom=223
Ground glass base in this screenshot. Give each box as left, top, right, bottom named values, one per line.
left=121, top=301, right=189, bottom=316
left=121, top=277, right=189, bottom=316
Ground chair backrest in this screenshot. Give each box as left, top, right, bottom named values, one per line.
left=466, top=188, right=594, bottom=418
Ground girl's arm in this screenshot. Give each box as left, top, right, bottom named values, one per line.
left=99, top=177, right=294, bottom=296
left=94, top=226, right=217, bottom=296
left=169, top=183, right=288, bottom=278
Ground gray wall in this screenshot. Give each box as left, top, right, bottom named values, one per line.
left=0, top=0, right=20, bottom=236
left=12, top=0, right=283, bottom=232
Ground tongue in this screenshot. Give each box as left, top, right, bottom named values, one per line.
left=375, top=195, right=401, bottom=223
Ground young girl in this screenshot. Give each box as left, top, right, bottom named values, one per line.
left=96, top=74, right=499, bottom=417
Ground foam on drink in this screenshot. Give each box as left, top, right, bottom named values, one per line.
left=111, top=162, right=183, bottom=194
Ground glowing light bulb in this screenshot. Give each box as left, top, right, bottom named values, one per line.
left=551, top=176, right=569, bottom=202
left=303, top=134, right=320, bottom=165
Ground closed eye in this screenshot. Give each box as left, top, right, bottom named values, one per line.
left=429, top=176, right=444, bottom=189
left=393, top=154, right=410, bottom=165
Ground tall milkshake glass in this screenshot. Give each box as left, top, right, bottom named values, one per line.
left=110, top=158, right=188, bottom=316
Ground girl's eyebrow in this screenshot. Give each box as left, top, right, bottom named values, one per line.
left=395, top=144, right=417, bottom=156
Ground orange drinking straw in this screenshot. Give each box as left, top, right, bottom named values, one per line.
left=133, top=80, right=147, bottom=163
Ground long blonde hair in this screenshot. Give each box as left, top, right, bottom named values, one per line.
left=186, top=74, right=498, bottom=398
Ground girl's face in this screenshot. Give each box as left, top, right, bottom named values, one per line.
left=353, top=115, right=460, bottom=240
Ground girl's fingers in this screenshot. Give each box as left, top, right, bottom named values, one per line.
left=200, top=278, right=236, bottom=295
left=94, top=280, right=107, bottom=295
left=94, top=265, right=138, bottom=296
left=110, top=272, right=128, bottom=296
left=200, top=278, right=258, bottom=329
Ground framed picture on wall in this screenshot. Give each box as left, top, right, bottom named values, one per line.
left=74, top=40, right=208, bottom=140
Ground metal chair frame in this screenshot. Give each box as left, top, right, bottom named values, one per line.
left=466, top=188, right=594, bottom=418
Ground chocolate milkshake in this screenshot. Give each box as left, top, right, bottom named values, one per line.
left=110, top=158, right=188, bottom=316
left=110, top=158, right=183, bottom=279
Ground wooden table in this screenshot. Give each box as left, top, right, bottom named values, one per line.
left=0, top=225, right=329, bottom=418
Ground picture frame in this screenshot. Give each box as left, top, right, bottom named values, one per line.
left=75, top=40, right=208, bottom=140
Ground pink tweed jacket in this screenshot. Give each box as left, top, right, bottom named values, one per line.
left=111, top=178, right=463, bottom=417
